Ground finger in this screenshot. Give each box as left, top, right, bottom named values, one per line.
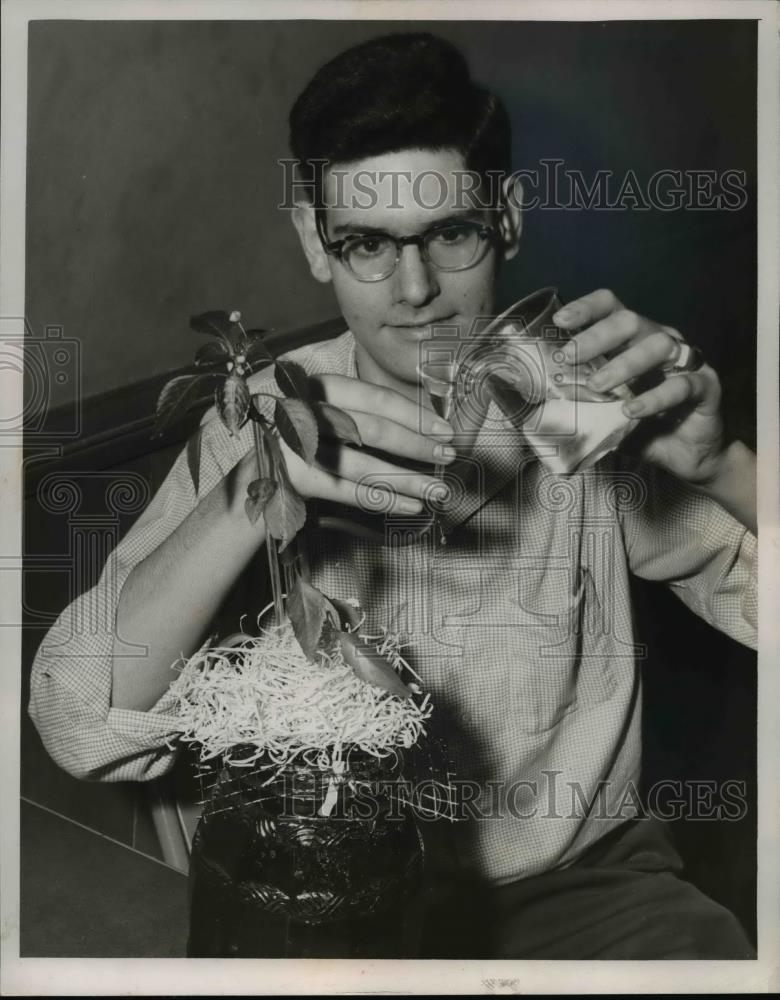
left=552, top=288, right=624, bottom=331
left=316, top=441, right=446, bottom=500
left=311, top=373, right=453, bottom=440
left=348, top=409, right=458, bottom=465
left=281, top=442, right=428, bottom=514
left=585, top=330, right=681, bottom=393
left=560, top=309, right=653, bottom=365
left=621, top=369, right=714, bottom=419
left=281, top=435, right=443, bottom=503
left=305, top=463, right=425, bottom=515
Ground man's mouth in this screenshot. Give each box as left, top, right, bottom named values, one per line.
left=387, top=315, right=457, bottom=332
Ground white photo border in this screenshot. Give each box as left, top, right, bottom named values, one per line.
left=1, top=0, right=777, bottom=994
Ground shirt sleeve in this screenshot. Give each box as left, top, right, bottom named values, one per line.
left=28, top=417, right=249, bottom=782
left=27, top=334, right=350, bottom=783
left=613, top=454, right=757, bottom=651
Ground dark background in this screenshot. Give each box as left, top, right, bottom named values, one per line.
left=22, top=19, right=757, bottom=952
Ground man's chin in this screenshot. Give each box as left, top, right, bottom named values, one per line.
left=388, top=356, right=428, bottom=392
left=382, top=324, right=456, bottom=369
left=352, top=338, right=416, bottom=392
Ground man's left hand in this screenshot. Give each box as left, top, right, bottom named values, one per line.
left=552, top=288, right=725, bottom=486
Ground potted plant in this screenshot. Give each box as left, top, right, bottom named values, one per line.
left=154, top=311, right=437, bottom=957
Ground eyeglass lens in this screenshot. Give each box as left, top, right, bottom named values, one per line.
left=343, top=223, right=486, bottom=281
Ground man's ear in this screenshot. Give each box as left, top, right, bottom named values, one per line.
left=291, top=203, right=332, bottom=284
left=497, top=174, right=523, bottom=262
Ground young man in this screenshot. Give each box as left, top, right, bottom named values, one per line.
left=30, top=33, right=757, bottom=958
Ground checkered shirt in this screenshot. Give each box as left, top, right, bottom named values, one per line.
left=29, top=331, right=757, bottom=883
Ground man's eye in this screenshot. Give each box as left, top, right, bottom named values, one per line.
left=351, top=236, right=392, bottom=257
left=429, top=225, right=471, bottom=245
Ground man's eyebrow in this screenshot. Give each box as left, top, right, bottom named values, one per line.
left=329, top=210, right=485, bottom=238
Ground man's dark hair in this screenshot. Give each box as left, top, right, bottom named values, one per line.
left=289, top=32, right=511, bottom=204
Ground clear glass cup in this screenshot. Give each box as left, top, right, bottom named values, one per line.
left=420, top=287, right=639, bottom=477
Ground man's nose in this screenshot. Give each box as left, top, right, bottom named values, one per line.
left=393, top=244, right=440, bottom=307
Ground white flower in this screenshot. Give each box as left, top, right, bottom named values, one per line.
left=229, top=310, right=241, bottom=324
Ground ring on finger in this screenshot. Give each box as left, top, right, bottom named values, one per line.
left=661, top=338, right=706, bottom=374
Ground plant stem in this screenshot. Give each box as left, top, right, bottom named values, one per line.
left=252, top=412, right=285, bottom=626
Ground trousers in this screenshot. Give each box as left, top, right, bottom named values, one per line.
left=419, top=818, right=756, bottom=959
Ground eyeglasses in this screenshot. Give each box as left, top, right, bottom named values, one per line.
left=315, top=210, right=498, bottom=283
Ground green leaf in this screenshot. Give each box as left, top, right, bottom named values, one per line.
left=318, top=613, right=342, bottom=659
left=190, top=311, right=233, bottom=341
left=154, top=372, right=216, bottom=438
left=278, top=542, right=299, bottom=568
left=216, top=372, right=250, bottom=436
left=245, top=477, right=277, bottom=524
left=186, top=426, right=203, bottom=495
left=190, top=309, right=248, bottom=356
left=329, top=596, right=362, bottom=632
left=313, top=402, right=362, bottom=446
left=286, top=577, right=340, bottom=661
left=244, top=332, right=274, bottom=371
left=263, top=433, right=307, bottom=551
left=275, top=397, right=319, bottom=465
left=195, top=341, right=229, bottom=367
left=264, top=481, right=306, bottom=552
left=339, top=632, right=413, bottom=700
left=274, top=359, right=310, bottom=399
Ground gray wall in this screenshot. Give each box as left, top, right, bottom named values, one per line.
left=26, top=19, right=756, bottom=426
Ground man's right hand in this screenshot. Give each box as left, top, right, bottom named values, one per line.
left=238, top=373, right=456, bottom=516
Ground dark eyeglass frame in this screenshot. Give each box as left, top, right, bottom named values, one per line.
left=314, top=208, right=499, bottom=282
